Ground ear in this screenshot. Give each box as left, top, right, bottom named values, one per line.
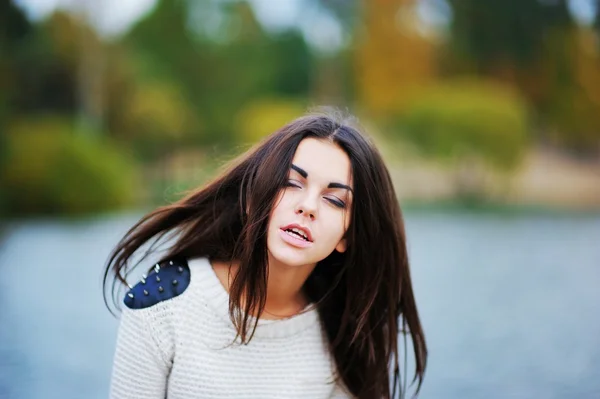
left=335, top=237, right=347, bottom=253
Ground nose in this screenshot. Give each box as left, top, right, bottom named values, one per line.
left=295, top=191, right=318, bottom=220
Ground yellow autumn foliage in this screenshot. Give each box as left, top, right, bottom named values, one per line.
left=234, top=98, right=306, bottom=143
left=355, top=0, right=436, bottom=116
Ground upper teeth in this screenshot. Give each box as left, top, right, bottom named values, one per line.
left=290, top=227, right=308, bottom=240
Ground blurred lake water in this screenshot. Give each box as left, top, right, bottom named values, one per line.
left=0, top=210, right=599, bottom=399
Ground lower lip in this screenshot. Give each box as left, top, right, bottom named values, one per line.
left=279, top=229, right=313, bottom=248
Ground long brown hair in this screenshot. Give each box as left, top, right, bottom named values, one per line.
left=103, top=110, right=427, bottom=398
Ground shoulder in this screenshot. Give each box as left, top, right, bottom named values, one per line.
left=123, top=258, right=191, bottom=310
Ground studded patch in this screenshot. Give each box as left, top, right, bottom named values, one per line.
left=123, top=259, right=190, bottom=310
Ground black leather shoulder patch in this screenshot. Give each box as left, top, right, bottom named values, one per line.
left=123, top=259, right=190, bottom=310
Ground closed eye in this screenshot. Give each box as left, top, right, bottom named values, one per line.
left=326, top=197, right=346, bottom=208
left=285, top=180, right=346, bottom=209
left=284, top=181, right=301, bottom=189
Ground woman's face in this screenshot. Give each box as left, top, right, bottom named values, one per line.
left=267, top=137, right=353, bottom=268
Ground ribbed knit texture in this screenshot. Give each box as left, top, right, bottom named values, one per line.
left=110, top=257, right=352, bottom=398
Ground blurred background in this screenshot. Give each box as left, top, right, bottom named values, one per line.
left=0, top=0, right=599, bottom=398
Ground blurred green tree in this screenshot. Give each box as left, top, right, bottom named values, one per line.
left=0, top=0, right=32, bottom=169
left=124, top=0, right=312, bottom=145
left=447, top=0, right=572, bottom=70
left=0, top=0, right=31, bottom=118
left=447, top=0, right=600, bottom=153
left=595, top=0, right=600, bottom=39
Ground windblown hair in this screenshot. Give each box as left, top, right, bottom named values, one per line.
left=103, top=110, right=427, bottom=398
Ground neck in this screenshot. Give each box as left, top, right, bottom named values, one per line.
left=263, top=253, right=315, bottom=318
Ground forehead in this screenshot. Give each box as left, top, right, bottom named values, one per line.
left=292, top=138, right=352, bottom=184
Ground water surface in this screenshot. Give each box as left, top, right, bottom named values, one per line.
left=0, top=210, right=598, bottom=398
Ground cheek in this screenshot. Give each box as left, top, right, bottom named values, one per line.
left=335, top=210, right=351, bottom=244
left=272, top=192, right=289, bottom=214
left=321, top=210, right=349, bottom=242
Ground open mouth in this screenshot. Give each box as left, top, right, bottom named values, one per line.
left=282, top=228, right=310, bottom=241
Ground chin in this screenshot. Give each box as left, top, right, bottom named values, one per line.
left=268, top=248, right=308, bottom=268
left=267, top=242, right=320, bottom=269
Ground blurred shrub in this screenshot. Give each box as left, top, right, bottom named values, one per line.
left=0, top=117, right=140, bottom=216
left=234, top=98, right=306, bottom=143
left=394, top=78, right=531, bottom=202
left=399, top=78, right=530, bottom=171
left=118, top=79, right=200, bottom=160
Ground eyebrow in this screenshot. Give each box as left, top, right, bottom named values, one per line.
left=290, top=164, right=354, bottom=194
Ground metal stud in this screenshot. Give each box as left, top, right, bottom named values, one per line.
left=143, top=290, right=149, bottom=296
left=156, top=276, right=161, bottom=282
left=154, top=264, right=161, bottom=273
left=141, top=276, right=146, bottom=284
left=177, top=266, right=184, bottom=273
left=169, top=260, right=174, bottom=266
left=127, top=293, right=134, bottom=299
left=172, top=279, right=178, bottom=286
left=158, top=286, right=164, bottom=293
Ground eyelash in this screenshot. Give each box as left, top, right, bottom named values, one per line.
left=284, top=181, right=346, bottom=209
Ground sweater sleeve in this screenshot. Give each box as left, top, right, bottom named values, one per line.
left=109, top=305, right=174, bottom=399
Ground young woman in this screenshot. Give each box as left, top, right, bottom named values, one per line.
left=104, top=111, right=427, bottom=399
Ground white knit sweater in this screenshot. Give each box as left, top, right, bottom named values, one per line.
left=110, top=257, right=351, bottom=398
